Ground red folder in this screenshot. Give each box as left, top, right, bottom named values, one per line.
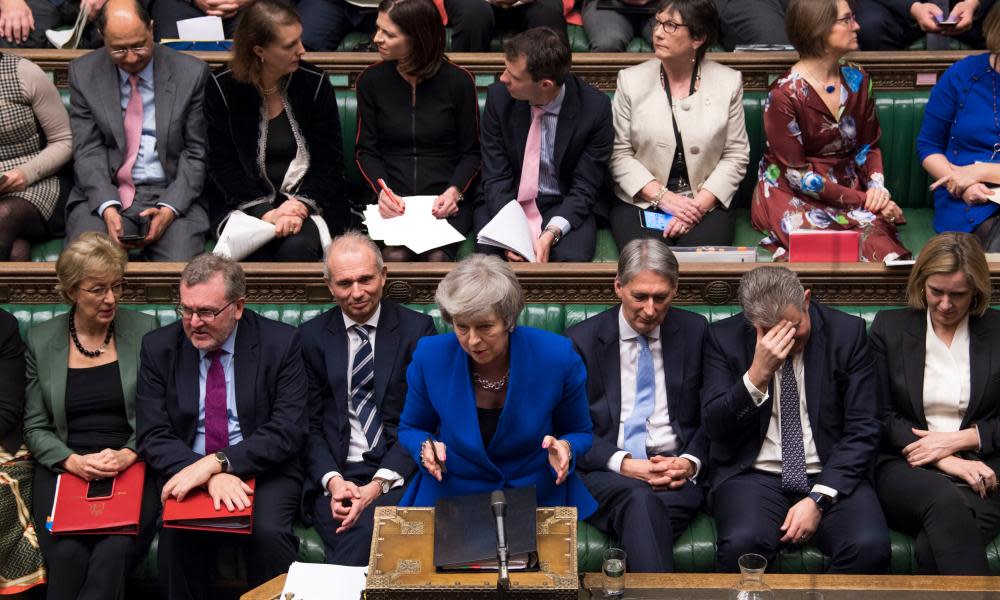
left=49, top=461, right=145, bottom=535
left=162, top=479, right=255, bottom=535
left=788, top=230, right=861, bottom=263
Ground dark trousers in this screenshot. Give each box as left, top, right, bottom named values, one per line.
left=443, top=0, right=567, bottom=51
left=148, top=0, right=240, bottom=41
left=246, top=214, right=323, bottom=262
left=608, top=200, right=735, bottom=251
left=297, top=0, right=376, bottom=51
left=157, top=472, right=300, bottom=600
left=875, top=457, right=1000, bottom=575
left=856, top=0, right=993, bottom=50
left=713, top=0, right=789, bottom=50
left=711, top=471, right=890, bottom=574
left=32, top=462, right=160, bottom=600
left=475, top=195, right=597, bottom=261
left=583, top=470, right=703, bottom=572
left=311, top=461, right=406, bottom=566
left=0, top=0, right=100, bottom=48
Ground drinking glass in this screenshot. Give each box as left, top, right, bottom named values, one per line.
left=602, top=547, right=626, bottom=597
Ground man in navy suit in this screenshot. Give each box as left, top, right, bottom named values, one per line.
left=702, top=266, right=890, bottom=573
left=478, top=26, right=613, bottom=263
left=136, top=254, right=308, bottom=599
left=565, top=239, right=708, bottom=572
left=300, top=232, right=436, bottom=565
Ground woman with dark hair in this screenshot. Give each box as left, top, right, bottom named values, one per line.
left=355, top=0, right=481, bottom=262
left=204, top=0, right=347, bottom=261
left=871, top=232, right=1000, bottom=574
left=752, top=0, right=909, bottom=262
left=608, top=0, right=749, bottom=250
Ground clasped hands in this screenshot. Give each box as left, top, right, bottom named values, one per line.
left=420, top=434, right=573, bottom=485
left=261, top=198, right=309, bottom=238
left=863, top=187, right=903, bottom=223
left=620, top=455, right=695, bottom=490
left=103, top=205, right=177, bottom=249
left=160, top=454, right=254, bottom=512
left=327, top=475, right=383, bottom=534
left=902, top=427, right=998, bottom=499
left=639, top=182, right=711, bottom=239
left=930, top=163, right=995, bottom=206
left=62, top=447, right=137, bottom=481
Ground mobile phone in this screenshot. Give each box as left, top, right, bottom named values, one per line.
left=935, top=15, right=958, bottom=29
left=86, top=477, right=115, bottom=501
left=118, top=214, right=150, bottom=243
left=640, top=209, right=674, bottom=231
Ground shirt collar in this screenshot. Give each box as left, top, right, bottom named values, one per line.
left=618, top=306, right=660, bottom=343
left=342, top=303, right=382, bottom=331
left=535, top=83, right=566, bottom=115
left=199, top=322, right=238, bottom=360
left=118, top=56, right=155, bottom=86
left=925, top=310, right=970, bottom=346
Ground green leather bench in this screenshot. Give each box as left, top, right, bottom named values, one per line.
left=6, top=301, right=1000, bottom=579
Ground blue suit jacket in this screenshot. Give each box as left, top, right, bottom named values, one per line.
left=398, top=327, right=597, bottom=519
left=701, top=301, right=880, bottom=495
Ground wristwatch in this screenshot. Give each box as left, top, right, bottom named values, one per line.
left=214, top=451, right=229, bottom=473
left=808, top=491, right=834, bottom=513
left=543, top=225, right=563, bottom=245
left=372, top=477, right=391, bottom=495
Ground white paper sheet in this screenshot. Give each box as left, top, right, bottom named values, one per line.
left=280, top=561, right=366, bottom=600
left=45, top=4, right=88, bottom=49
left=176, top=16, right=225, bottom=41
left=363, top=195, right=465, bottom=254
left=213, top=211, right=275, bottom=261
left=476, top=200, right=536, bottom=262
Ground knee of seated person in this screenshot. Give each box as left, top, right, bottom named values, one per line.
left=45, top=538, right=91, bottom=564
left=717, top=528, right=777, bottom=570
left=274, top=234, right=321, bottom=261
left=837, top=528, right=891, bottom=573
left=449, top=0, right=494, bottom=24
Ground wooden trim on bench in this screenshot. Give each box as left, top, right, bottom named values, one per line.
left=3, top=262, right=999, bottom=306
left=11, top=48, right=977, bottom=92
left=581, top=573, right=1000, bottom=593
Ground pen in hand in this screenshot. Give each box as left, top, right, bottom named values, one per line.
left=425, top=434, right=447, bottom=479
left=377, top=178, right=406, bottom=214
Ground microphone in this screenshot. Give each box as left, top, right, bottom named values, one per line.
left=490, top=490, right=511, bottom=594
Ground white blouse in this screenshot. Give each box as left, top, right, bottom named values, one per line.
left=922, top=311, right=970, bottom=432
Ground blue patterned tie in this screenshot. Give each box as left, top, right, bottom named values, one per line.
left=623, top=335, right=655, bottom=460
left=350, top=325, right=383, bottom=452
left=779, top=359, right=809, bottom=494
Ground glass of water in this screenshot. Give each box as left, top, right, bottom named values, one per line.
left=602, top=548, right=626, bottom=597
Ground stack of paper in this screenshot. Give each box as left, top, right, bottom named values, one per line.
left=213, top=211, right=276, bottom=261
left=175, top=16, right=225, bottom=41
left=280, top=562, right=366, bottom=600
left=363, top=196, right=465, bottom=254
left=476, top=200, right=536, bottom=262
left=46, top=5, right=89, bottom=49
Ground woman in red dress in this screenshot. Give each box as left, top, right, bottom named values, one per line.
left=752, top=0, right=910, bottom=262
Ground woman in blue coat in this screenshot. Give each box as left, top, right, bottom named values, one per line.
left=398, top=254, right=597, bottom=518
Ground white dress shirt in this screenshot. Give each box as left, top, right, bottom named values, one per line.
left=608, top=308, right=702, bottom=478
left=923, top=312, right=970, bottom=434
left=742, top=354, right=838, bottom=499
left=321, top=305, right=404, bottom=494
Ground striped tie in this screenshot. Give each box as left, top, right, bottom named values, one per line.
left=350, top=325, right=383, bottom=452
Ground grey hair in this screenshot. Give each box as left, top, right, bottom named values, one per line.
left=323, top=231, right=384, bottom=281
left=617, top=239, right=679, bottom=286
left=738, top=266, right=805, bottom=328
left=181, top=254, right=246, bottom=302
left=435, top=254, right=524, bottom=327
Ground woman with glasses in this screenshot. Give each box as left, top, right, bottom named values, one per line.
left=23, top=232, right=160, bottom=600
left=752, top=0, right=909, bottom=262
left=608, top=0, right=750, bottom=250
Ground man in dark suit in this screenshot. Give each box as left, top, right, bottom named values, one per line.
left=702, top=266, right=890, bottom=573
left=300, top=232, right=436, bottom=566
left=65, top=0, right=209, bottom=261
left=565, top=239, right=708, bottom=572
left=136, top=254, right=307, bottom=599
left=479, top=26, right=613, bottom=263
left=856, top=0, right=996, bottom=50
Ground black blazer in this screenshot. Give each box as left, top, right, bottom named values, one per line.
left=299, top=300, right=436, bottom=491
left=136, top=309, right=308, bottom=481
left=0, top=309, right=23, bottom=454
left=204, top=61, right=347, bottom=229
left=480, top=74, right=613, bottom=228
left=565, top=305, right=710, bottom=474
left=701, top=301, right=881, bottom=495
left=870, top=308, right=1000, bottom=469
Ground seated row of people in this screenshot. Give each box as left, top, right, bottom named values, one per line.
left=4, top=0, right=1000, bottom=265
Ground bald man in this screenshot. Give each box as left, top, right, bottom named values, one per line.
left=65, top=0, right=210, bottom=261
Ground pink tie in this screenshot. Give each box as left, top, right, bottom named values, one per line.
left=516, top=106, right=545, bottom=238
left=204, top=349, right=228, bottom=455
left=116, top=74, right=143, bottom=211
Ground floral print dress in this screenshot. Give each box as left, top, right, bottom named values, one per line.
left=752, top=63, right=910, bottom=261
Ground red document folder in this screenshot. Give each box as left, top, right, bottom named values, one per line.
left=162, top=479, right=255, bottom=535
left=49, top=461, right=145, bottom=535
left=788, top=230, right=861, bottom=263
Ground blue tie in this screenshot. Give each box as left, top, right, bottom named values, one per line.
left=623, top=335, right=655, bottom=460
left=779, top=359, right=809, bottom=494
left=350, top=325, right=383, bottom=453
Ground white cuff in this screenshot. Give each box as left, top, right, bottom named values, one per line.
left=156, top=202, right=179, bottom=216
left=742, top=371, right=769, bottom=406
left=321, top=471, right=342, bottom=496
left=98, top=200, right=122, bottom=217
left=680, top=453, right=702, bottom=482
left=545, top=216, right=571, bottom=236
left=607, top=451, right=629, bottom=474
left=372, top=468, right=404, bottom=490
left=811, top=484, right=839, bottom=500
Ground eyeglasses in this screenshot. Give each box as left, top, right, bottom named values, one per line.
left=108, top=45, right=150, bottom=58
left=77, top=281, right=125, bottom=298
left=175, top=298, right=241, bottom=322
left=834, top=12, right=857, bottom=26
left=653, top=18, right=689, bottom=34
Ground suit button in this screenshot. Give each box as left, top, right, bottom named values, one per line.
left=691, top=146, right=700, bottom=155
left=681, top=101, right=691, bottom=111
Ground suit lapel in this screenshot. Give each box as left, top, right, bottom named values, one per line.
left=803, top=304, right=825, bottom=430
left=325, top=308, right=350, bottom=405
left=966, top=315, right=991, bottom=428
left=659, top=311, right=685, bottom=444
left=373, top=302, right=398, bottom=408
left=903, top=312, right=927, bottom=425
left=177, top=338, right=201, bottom=438
left=45, top=320, right=69, bottom=438
left=98, top=56, right=127, bottom=152
left=513, top=101, right=531, bottom=174
left=233, top=316, right=259, bottom=435
left=596, top=311, right=622, bottom=434
left=116, top=314, right=139, bottom=430
left=552, top=78, right=578, bottom=172
left=152, top=48, right=175, bottom=168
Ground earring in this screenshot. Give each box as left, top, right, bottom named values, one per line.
left=259, top=56, right=264, bottom=64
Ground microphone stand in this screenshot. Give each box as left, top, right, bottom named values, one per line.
left=490, top=490, right=511, bottom=598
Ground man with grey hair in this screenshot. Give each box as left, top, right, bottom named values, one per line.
left=701, top=266, right=889, bottom=574
left=564, top=239, right=709, bottom=572
left=136, top=253, right=308, bottom=598
left=299, top=232, right=436, bottom=566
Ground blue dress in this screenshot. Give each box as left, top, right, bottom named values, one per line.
left=916, top=53, right=1000, bottom=233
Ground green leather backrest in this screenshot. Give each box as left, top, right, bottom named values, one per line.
left=875, top=92, right=932, bottom=209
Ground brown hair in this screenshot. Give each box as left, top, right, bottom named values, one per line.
left=655, top=0, right=719, bottom=63
left=785, top=0, right=850, bottom=59
left=984, top=1, right=1000, bottom=54
left=378, top=0, right=445, bottom=80
left=503, top=27, right=571, bottom=85
left=906, top=232, right=991, bottom=317
left=230, top=0, right=301, bottom=85
left=55, top=232, right=128, bottom=304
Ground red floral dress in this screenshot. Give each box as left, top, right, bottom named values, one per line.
left=752, top=63, right=910, bottom=262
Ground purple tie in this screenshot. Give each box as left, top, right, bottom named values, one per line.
left=204, top=349, right=228, bottom=455
left=516, top=106, right=545, bottom=239
left=117, top=74, right=142, bottom=211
